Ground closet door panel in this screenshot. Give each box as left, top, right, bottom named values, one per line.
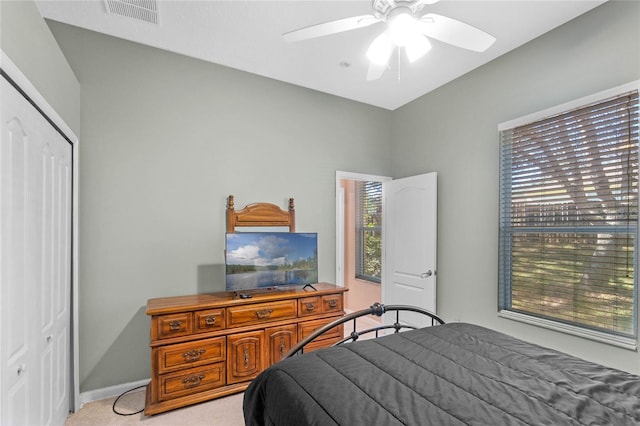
left=1, top=113, right=32, bottom=425
left=51, top=141, right=71, bottom=422
left=1, top=76, right=72, bottom=426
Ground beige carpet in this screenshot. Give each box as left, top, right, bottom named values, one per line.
left=65, top=388, right=245, bottom=426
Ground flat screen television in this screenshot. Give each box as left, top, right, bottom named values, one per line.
left=225, top=232, right=318, bottom=292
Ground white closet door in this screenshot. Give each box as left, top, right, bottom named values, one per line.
left=1, top=76, right=71, bottom=426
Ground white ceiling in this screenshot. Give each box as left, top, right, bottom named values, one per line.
left=36, top=0, right=607, bottom=110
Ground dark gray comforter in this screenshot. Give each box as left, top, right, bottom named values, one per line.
left=243, top=323, right=640, bottom=425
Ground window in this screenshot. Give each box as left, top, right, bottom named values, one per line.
left=355, top=181, right=382, bottom=283
left=499, top=86, right=639, bottom=341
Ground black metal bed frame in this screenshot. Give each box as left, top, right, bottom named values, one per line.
left=285, top=302, right=445, bottom=358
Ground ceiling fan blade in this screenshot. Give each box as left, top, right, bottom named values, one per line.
left=366, top=32, right=394, bottom=66
left=366, top=33, right=392, bottom=80
left=367, top=62, right=387, bottom=81
left=283, top=15, right=380, bottom=42
left=418, top=13, right=496, bottom=52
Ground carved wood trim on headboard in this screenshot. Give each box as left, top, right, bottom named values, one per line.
left=226, top=195, right=295, bottom=233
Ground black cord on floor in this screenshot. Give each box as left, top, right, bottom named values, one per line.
left=112, top=384, right=147, bottom=416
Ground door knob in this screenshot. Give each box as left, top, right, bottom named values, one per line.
left=420, top=270, right=433, bottom=278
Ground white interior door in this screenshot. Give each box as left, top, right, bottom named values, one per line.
left=1, top=75, right=72, bottom=426
left=382, top=173, right=437, bottom=327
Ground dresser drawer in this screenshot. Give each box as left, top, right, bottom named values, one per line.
left=322, top=294, right=343, bottom=314
left=157, top=336, right=226, bottom=374
left=227, top=300, right=296, bottom=328
left=299, top=317, right=343, bottom=342
left=195, top=308, right=226, bottom=333
left=158, top=363, right=226, bottom=401
left=155, top=312, right=193, bottom=340
left=298, top=296, right=321, bottom=317
left=304, top=335, right=342, bottom=353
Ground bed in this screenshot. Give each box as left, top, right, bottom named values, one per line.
left=243, top=304, right=640, bottom=426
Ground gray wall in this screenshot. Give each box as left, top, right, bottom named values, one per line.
left=391, top=0, right=640, bottom=374
left=46, top=21, right=392, bottom=391
left=0, top=1, right=80, bottom=134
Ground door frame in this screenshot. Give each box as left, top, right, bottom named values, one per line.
left=335, top=171, right=391, bottom=288
left=1, top=51, right=80, bottom=412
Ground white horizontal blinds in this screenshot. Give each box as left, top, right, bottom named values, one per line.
left=355, top=181, right=382, bottom=282
left=499, top=89, right=639, bottom=337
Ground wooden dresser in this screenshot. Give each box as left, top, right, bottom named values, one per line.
left=144, top=283, right=346, bottom=415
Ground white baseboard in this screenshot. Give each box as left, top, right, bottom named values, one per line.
left=78, top=378, right=150, bottom=408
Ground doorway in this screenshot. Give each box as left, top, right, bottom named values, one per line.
left=336, top=171, right=438, bottom=330
left=336, top=172, right=391, bottom=321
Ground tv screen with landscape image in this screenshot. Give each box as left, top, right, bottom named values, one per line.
left=225, top=232, right=318, bottom=292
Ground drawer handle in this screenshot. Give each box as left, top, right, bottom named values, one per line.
left=243, top=347, right=250, bottom=368
left=169, top=320, right=183, bottom=331
left=204, top=316, right=217, bottom=326
left=255, top=309, right=273, bottom=319
left=305, top=303, right=316, bottom=312
left=279, top=338, right=286, bottom=357
left=182, top=349, right=206, bottom=362
left=182, top=374, right=205, bottom=389
left=328, top=299, right=338, bottom=309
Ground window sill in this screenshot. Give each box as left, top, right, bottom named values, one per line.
left=354, top=278, right=380, bottom=286
left=498, top=310, right=637, bottom=351
left=354, top=276, right=381, bottom=286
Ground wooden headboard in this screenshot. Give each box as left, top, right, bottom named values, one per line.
left=226, top=195, right=295, bottom=233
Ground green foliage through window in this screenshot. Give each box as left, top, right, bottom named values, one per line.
left=356, top=181, right=382, bottom=283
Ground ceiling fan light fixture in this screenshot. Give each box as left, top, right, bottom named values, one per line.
left=405, top=35, right=431, bottom=63
left=366, top=32, right=394, bottom=66
left=387, top=10, right=419, bottom=47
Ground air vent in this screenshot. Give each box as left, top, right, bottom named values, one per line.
left=104, top=0, right=159, bottom=24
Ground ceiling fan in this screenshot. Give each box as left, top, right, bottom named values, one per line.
left=282, top=0, right=496, bottom=81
